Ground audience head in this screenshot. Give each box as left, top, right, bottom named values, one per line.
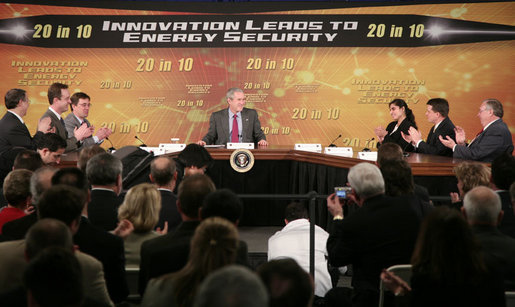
left=86, top=153, right=123, bottom=189
left=3, top=169, right=32, bottom=208
left=178, top=173, right=216, bottom=220
left=25, top=218, right=74, bottom=260
left=177, top=144, right=213, bottom=176
left=348, top=162, right=385, bottom=199
left=36, top=133, right=66, bottom=165
left=411, top=207, right=485, bottom=284
left=37, top=185, right=86, bottom=233
left=389, top=99, right=417, bottom=128
left=201, top=189, right=243, bottom=225
left=491, top=152, right=515, bottom=190
left=150, top=156, right=176, bottom=187
left=174, top=217, right=239, bottom=307
left=77, top=145, right=105, bottom=173
left=284, top=202, right=308, bottom=223
left=380, top=159, right=414, bottom=196
left=13, top=150, right=44, bottom=171
left=463, top=186, right=502, bottom=226
left=195, top=265, right=268, bottom=307
left=23, top=247, right=83, bottom=307
left=5, top=88, right=27, bottom=110
left=454, top=162, right=491, bottom=197
left=426, top=98, right=449, bottom=119
left=30, top=166, right=58, bottom=205
left=377, top=142, right=403, bottom=167
left=257, top=258, right=314, bottom=307
left=51, top=167, right=89, bottom=194
left=118, top=183, right=161, bottom=233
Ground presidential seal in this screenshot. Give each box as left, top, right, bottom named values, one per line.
left=230, top=149, right=254, bottom=173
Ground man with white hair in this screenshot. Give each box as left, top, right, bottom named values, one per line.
left=462, top=186, right=515, bottom=290
left=326, top=162, right=420, bottom=307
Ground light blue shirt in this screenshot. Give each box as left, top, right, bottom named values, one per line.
left=228, top=109, right=242, bottom=142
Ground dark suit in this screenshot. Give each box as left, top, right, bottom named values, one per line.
left=74, top=216, right=128, bottom=303
left=87, top=189, right=123, bottom=232
left=416, top=117, right=456, bottom=156
left=454, top=119, right=513, bottom=162
left=64, top=113, right=98, bottom=148
left=40, top=108, right=78, bottom=152
left=498, top=191, right=515, bottom=239
left=327, top=194, right=420, bottom=307
left=157, top=189, right=181, bottom=231
left=379, top=118, right=416, bottom=152
left=1, top=212, right=37, bottom=240
left=202, top=108, right=266, bottom=145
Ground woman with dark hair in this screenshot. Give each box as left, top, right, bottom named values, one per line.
left=141, top=217, right=239, bottom=307
left=381, top=207, right=505, bottom=306
left=375, top=99, right=417, bottom=152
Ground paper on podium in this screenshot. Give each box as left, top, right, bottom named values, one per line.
left=227, top=142, right=255, bottom=149
left=324, top=147, right=353, bottom=157
left=294, top=144, right=322, bottom=153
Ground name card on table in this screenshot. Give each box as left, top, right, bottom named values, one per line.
left=158, top=143, right=186, bottom=153
left=294, top=144, right=322, bottom=153
left=139, top=147, right=164, bottom=155
left=324, top=147, right=353, bottom=158
left=227, top=142, right=255, bottom=149
left=357, top=151, right=378, bottom=161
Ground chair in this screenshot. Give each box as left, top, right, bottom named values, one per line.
left=125, top=267, right=141, bottom=303
left=506, top=291, right=515, bottom=307
left=378, top=264, right=412, bottom=307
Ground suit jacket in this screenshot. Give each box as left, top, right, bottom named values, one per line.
left=74, top=217, right=128, bottom=303
left=327, top=194, right=420, bottom=307
left=64, top=113, right=98, bottom=148
left=416, top=116, right=456, bottom=157
left=498, top=191, right=515, bottom=239
left=472, top=224, right=515, bottom=291
left=454, top=119, right=513, bottom=162
left=40, top=108, right=78, bottom=152
left=202, top=108, right=266, bottom=145
left=87, top=189, right=123, bottom=232
left=157, top=189, right=181, bottom=231
left=1, top=211, right=37, bottom=240
left=0, top=239, right=113, bottom=305
left=380, top=118, right=416, bottom=152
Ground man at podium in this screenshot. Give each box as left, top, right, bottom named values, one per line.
left=197, top=88, right=268, bottom=146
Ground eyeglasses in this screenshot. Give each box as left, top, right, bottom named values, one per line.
left=77, top=103, right=92, bottom=108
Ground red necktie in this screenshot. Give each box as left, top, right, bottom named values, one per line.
left=231, top=115, right=239, bottom=143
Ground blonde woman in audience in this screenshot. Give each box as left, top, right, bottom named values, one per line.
left=141, top=217, right=239, bottom=307
left=118, top=183, right=164, bottom=267
left=451, top=162, right=491, bottom=207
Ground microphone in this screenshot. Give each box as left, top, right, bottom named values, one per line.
left=362, top=137, right=375, bottom=152
left=105, top=137, right=116, bottom=153
left=328, top=134, right=342, bottom=147
left=402, top=140, right=411, bottom=157
left=134, top=135, right=147, bottom=147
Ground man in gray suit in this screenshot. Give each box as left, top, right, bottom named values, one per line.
left=40, top=83, right=93, bottom=152
left=440, top=98, right=513, bottom=162
left=198, top=88, right=268, bottom=146
left=64, top=92, right=112, bottom=149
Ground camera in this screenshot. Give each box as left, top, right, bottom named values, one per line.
left=334, top=186, right=352, bottom=199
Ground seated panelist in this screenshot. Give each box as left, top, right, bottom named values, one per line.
left=374, top=99, right=417, bottom=152
left=197, top=88, right=268, bottom=147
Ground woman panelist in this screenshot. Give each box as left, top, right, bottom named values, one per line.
left=374, top=99, right=417, bottom=152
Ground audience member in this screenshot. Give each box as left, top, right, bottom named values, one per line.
left=41, top=82, right=93, bottom=152
left=174, top=143, right=213, bottom=192
left=380, top=159, right=432, bottom=218
left=52, top=167, right=129, bottom=303
left=381, top=207, right=505, bottom=306
left=13, top=149, right=44, bottom=171
left=36, top=132, right=66, bottom=165
left=451, top=162, right=490, bottom=208
left=491, top=153, right=515, bottom=238
left=118, top=183, right=162, bottom=267
left=462, top=186, right=515, bottom=290
left=194, top=265, right=268, bottom=307
left=141, top=217, right=239, bottom=307
left=86, top=153, right=124, bottom=231
left=257, top=258, right=314, bottom=307
left=268, top=202, right=333, bottom=298
left=440, top=98, right=513, bottom=162
left=0, top=170, right=32, bottom=233
left=326, top=162, right=420, bottom=307
left=1, top=166, right=57, bottom=238
left=139, top=173, right=216, bottom=295
left=149, top=156, right=181, bottom=230
left=77, top=144, right=105, bottom=173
